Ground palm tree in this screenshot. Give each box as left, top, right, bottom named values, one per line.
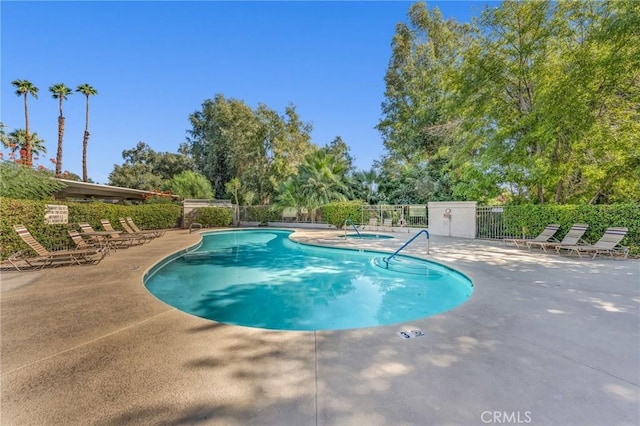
left=3, top=129, right=47, bottom=160
left=11, top=80, right=39, bottom=166
left=165, top=171, right=214, bottom=199
left=299, top=150, right=351, bottom=205
left=49, top=83, right=73, bottom=177
left=0, top=122, right=8, bottom=146
left=286, top=150, right=352, bottom=222
left=353, top=168, right=379, bottom=204
left=76, top=83, right=97, bottom=182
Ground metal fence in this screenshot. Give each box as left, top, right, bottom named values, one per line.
left=360, top=205, right=428, bottom=228
left=236, top=203, right=520, bottom=239
left=238, top=204, right=429, bottom=227
left=476, top=206, right=508, bottom=239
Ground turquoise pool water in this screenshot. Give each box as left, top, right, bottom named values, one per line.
left=145, top=230, right=473, bottom=331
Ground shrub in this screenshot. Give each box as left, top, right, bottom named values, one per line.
left=244, top=205, right=281, bottom=223
left=185, top=207, right=233, bottom=228
left=0, top=162, right=67, bottom=200
left=321, top=201, right=364, bottom=227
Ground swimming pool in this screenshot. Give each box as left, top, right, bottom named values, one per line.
left=145, top=230, right=473, bottom=331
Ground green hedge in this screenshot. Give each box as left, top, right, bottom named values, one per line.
left=243, top=205, right=282, bottom=223
left=321, top=201, right=365, bottom=227
left=185, top=207, right=233, bottom=228
left=0, top=198, right=181, bottom=260
left=502, top=204, right=640, bottom=255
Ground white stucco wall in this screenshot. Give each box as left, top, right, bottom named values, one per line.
left=427, top=201, right=477, bottom=239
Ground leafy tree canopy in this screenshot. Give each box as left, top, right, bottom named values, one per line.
left=377, top=0, right=639, bottom=205
left=188, top=94, right=315, bottom=202
left=108, top=142, right=193, bottom=190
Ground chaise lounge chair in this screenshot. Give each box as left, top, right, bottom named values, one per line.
left=526, top=224, right=589, bottom=253
left=119, top=217, right=161, bottom=240
left=100, top=219, right=152, bottom=244
left=504, top=224, right=561, bottom=248
left=68, top=230, right=110, bottom=254
left=78, top=222, right=141, bottom=249
left=126, top=217, right=166, bottom=237
left=8, top=225, right=107, bottom=271
left=556, top=227, right=629, bottom=259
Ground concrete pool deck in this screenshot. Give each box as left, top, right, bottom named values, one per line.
left=1, top=227, right=638, bottom=425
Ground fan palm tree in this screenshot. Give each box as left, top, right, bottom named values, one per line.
left=353, top=168, right=379, bottom=204
left=3, top=129, right=47, bottom=159
left=299, top=150, right=351, bottom=204
left=76, top=83, right=97, bottom=182
left=0, top=122, right=8, bottom=146
left=290, top=150, right=352, bottom=221
left=11, top=80, right=39, bottom=166
left=49, top=83, right=73, bottom=177
left=165, top=171, right=214, bottom=199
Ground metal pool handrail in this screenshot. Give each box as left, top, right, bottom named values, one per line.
left=344, top=219, right=361, bottom=237
left=384, top=229, right=430, bottom=266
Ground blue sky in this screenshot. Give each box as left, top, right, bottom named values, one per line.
left=2, top=1, right=488, bottom=184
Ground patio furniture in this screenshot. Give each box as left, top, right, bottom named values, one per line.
left=78, top=222, right=141, bottom=249
left=126, top=217, right=166, bottom=237
left=8, top=225, right=107, bottom=271
left=119, top=217, right=160, bottom=240
left=504, top=224, right=561, bottom=248
left=68, top=230, right=110, bottom=254
left=526, top=224, right=589, bottom=252
left=100, top=219, right=152, bottom=244
left=556, top=227, right=629, bottom=259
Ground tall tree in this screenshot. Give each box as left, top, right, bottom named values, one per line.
left=188, top=95, right=314, bottom=201
left=261, top=104, right=315, bottom=203
left=542, top=0, right=640, bottom=203
left=377, top=1, right=638, bottom=204
left=188, top=95, right=255, bottom=197
left=76, top=83, right=97, bottom=182
left=450, top=0, right=639, bottom=203
left=456, top=1, right=552, bottom=203
left=11, top=80, right=39, bottom=166
left=377, top=2, right=470, bottom=202
left=108, top=142, right=193, bottom=190
left=49, top=83, right=73, bottom=177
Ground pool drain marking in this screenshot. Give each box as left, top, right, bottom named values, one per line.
left=397, top=329, right=425, bottom=339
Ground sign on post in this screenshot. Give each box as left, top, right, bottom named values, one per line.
left=44, top=204, right=69, bottom=225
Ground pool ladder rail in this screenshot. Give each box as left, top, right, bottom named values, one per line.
left=381, top=229, right=430, bottom=269
left=343, top=218, right=361, bottom=237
